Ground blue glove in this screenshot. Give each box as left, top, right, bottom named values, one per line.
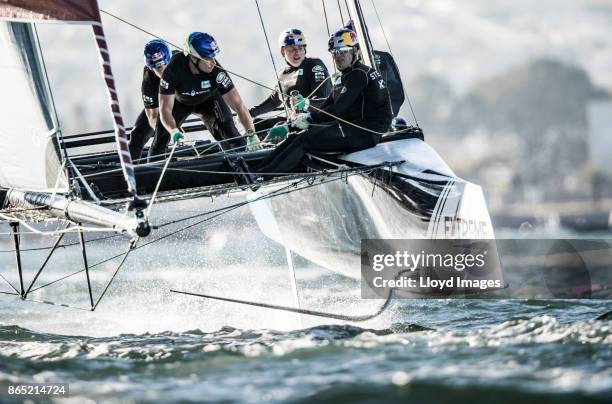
left=170, top=129, right=183, bottom=144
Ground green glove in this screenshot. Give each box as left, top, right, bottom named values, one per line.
left=265, top=124, right=289, bottom=142
left=245, top=130, right=262, bottom=152
left=289, top=91, right=309, bottom=112
left=170, top=129, right=183, bottom=144
left=290, top=93, right=306, bottom=112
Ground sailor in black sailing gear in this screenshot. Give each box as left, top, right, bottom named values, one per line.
left=255, top=28, right=392, bottom=176
left=128, top=39, right=171, bottom=160
left=152, top=32, right=259, bottom=161
left=249, top=28, right=332, bottom=141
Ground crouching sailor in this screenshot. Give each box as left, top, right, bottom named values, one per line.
left=249, top=28, right=332, bottom=139
left=151, top=32, right=259, bottom=161
left=128, top=39, right=172, bottom=160
left=255, top=28, right=392, bottom=176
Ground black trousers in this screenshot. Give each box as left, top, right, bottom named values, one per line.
left=128, top=109, right=153, bottom=161
left=148, top=96, right=246, bottom=162
left=256, top=122, right=380, bottom=175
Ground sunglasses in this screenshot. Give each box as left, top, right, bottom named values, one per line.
left=330, top=48, right=352, bottom=55
left=190, top=56, right=214, bottom=64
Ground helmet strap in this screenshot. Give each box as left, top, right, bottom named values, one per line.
left=189, top=56, right=208, bottom=74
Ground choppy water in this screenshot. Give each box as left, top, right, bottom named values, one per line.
left=1, top=301, right=610, bottom=403
left=0, top=213, right=611, bottom=403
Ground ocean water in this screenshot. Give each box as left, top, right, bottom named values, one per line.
left=0, top=209, right=610, bottom=403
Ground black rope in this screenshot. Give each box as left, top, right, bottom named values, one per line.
left=369, top=0, right=393, bottom=55
left=25, top=171, right=356, bottom=294
left=26, top=179, right=304, bottom=293
left=0, top=273, right=19, bottom=295
left=93, top=240, right=136, bottom=310
left=253, top=0, right=290, bottom=119
left=100, top=9, right=275, bottom=93
left=321, top=0, right=332, bottom=37
left=0, top=232, right=121, bottom=253
left=344, top=0, right=351, bottom=21
left=21, top=161, right=400, bottom=296
left=367, top=0, right=419, bottom=127
left=337, top=0, right=345, bottom=23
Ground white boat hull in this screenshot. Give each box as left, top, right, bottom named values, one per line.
left=249, top=139, right=495, bottom=279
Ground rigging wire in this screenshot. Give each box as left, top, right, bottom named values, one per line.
left=320, top=0, right=338, bottom=76
left=0, top=233, right=121, bottom=254
left=253, top=0, right=291, bottom=119
left=367, top=0, right=419, bottom=127
left=100, top=9, right=275, bottom=93
left=336, top=0, right=345, bottom=23
left=321, top=0, right=332, bottom=37
left=145, top=142, right=179, bottom=219
left=92, top=239, right=137, bottom=310
left=25, top=178, right=307, bottom=294
left=23, top=164, right=391, bottom=296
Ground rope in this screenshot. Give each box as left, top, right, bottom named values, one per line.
left=307, top=104, right=393, bottom=136
left=80, top=129, right=268, bottom=180
left=93, top=239, right=137, bottom=310
left=100, top=9, right=275, bottom=93
left=145, top=142, right=178, bottom=218
left=24, top=164, right=387, bottom=294
left=0, top=233, right=121, bottom=254
left=254, top=0, right=291, bottom=119
left=337, top=0, right=345, bottom=23
left=367, top=0, right=419, bottom=127
left=321, top=0, right=332, bottom=37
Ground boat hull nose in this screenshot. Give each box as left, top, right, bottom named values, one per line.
left=248, top=138, right=496, bottom=279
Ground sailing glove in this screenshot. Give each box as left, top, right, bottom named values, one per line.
left=245, top=130, right=263, bottom=152
left=265, top=123, right=289, bottom=142
left=292, top=113, right=312, bottom=130
left=170, top=129, right=184, bottom=144
left=289, top=91, right=309, bottom=112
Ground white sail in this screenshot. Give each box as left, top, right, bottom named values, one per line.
left=0, top=21, right=68, bottom=193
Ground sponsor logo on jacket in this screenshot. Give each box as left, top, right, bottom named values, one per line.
left=216, top=71, right=232, bottom=88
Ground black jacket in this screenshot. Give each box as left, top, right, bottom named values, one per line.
left=310, top=61, right=392, bottom=132
left=250, top=57, right=332, bottom=117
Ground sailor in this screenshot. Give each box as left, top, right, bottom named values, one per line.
left=249, top=28, right=332, bottom=142
left=255, top=28, right=392, bottom=175
left=128, top=39, right=171, bottom=160
left=151, top=32, right=259, bottom=161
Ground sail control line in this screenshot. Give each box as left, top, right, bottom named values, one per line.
left=0, top=0, right=149, bottom=237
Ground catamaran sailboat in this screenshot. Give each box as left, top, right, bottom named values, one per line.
left=0, top=0, right=500, bottom=314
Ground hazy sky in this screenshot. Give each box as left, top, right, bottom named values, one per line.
left=32, top=0, right=612, bottom=135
